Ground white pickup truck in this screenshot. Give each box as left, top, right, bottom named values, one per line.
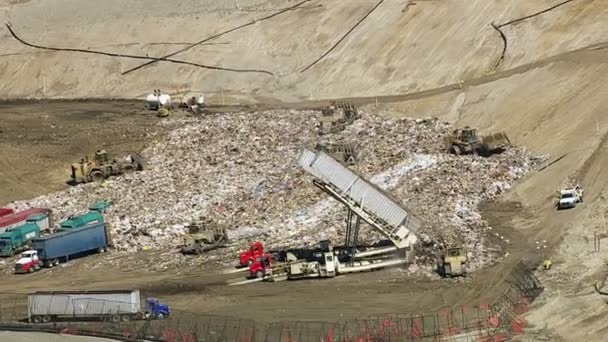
left=557, top=187, right=583, bottom=209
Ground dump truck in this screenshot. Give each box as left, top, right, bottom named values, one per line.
left=24, top=222, right=110, bottom=269
left=0, top=208, right=52, bottom=234
left=28, top=289, right=170, bottom=323
left=70, top=150, right=144, bottom=184
left=436, top=247, right=467, bottom=278
left=179, top=217, right=230, bottom=255
left=0, top=220, right=42, bottom=257
left=444, top=126, right=511, bottom=156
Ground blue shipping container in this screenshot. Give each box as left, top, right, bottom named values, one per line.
left=31, top=222, right=108, bottom=266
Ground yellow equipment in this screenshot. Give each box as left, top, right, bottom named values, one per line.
left=444, top=126, right=511, bottom=156
left=437, top=247, right=467, bottom=278
left=70, top=150, right=144, bottom=184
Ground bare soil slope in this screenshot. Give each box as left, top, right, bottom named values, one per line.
left=0, top=0, right=605, bottom=102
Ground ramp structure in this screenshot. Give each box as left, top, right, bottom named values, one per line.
left=298, top=149, right=418, bottom=251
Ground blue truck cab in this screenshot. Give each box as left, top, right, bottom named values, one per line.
left=146, top=298, right=170, bottom=319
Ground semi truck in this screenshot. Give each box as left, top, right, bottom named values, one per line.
left=16, top=222, right=110, bottom=272
left=28, top=289, right=170, bottom=323
left=0, top=208, right=52, bottom=233
left=0, top=221, right=42, bottom=256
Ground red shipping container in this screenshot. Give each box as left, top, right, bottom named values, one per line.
left=0, top=208, right=14, bottom=218
left=0, top=208, right=52, bottom=233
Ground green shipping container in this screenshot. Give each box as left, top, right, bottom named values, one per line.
left=58, top=211, right=104, bottom=232
left=0, top=222, right=41, bottom=256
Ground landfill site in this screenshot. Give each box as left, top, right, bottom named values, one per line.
left=0, top=0, right=607, bottom=341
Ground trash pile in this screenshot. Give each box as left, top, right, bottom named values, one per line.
left=9, top=110, right=545, bottom=272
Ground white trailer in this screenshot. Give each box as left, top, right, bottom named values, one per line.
left=28, top=290, right=142, bottom=323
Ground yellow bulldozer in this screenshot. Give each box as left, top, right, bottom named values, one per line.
left=317, top=101, right=360, bottom=135
left=437, top=247, right=467, bottom=278
left=444, top=126, right=511, bottom=156
left=179, top=217, right=230, bottom=255
left=70, top=150, right=145, bottom=184
left=314, top=142, right=358, bottom=166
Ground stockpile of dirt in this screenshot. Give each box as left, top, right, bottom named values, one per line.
left=8, top=110, right=543, bottom=272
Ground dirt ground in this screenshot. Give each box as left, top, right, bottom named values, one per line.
left=0, top=100, right=534, bottom=325
left=0, top=1, right=606, bottom=340
left=0, top=100, right=160, bottom=204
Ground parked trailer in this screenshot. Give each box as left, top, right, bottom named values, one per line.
left=31, top=222, right=110, bottom=267
left=28, top=289, right=170, bottom=323
left=0, top=208, right=52, bottom=233
left=0, top=208, right=14, bottom=218
left=0, top=221, right=41, bottom=256
left=57, top=210, right=104, bottom=232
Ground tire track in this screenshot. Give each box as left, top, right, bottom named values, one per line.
left=285, top=41, right=608, bottom=109
left=5, top=23, right=274, bottom=76
left=491, top=0, right=580, bottom=70
left=300, top=0, right=384, bottom=73
left=121, top=0, right=313, bottom=76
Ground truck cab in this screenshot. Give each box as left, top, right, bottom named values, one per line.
left=558, top=188, right=583, bottom=209
left=250, top=254, right=273, bottom=278
left=240, top=242, right=264, bottom=266
left=145, top=298, right=170, bottom=319
left=14, top=250, right=41, bottom=274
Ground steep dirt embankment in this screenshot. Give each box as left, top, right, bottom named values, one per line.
left=366, top=42, right=608, bottom=342
left=0, top=0, right=605, bottom=102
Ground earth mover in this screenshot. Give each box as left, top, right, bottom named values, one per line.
left=70, top=150, right=144, bottom=184
left=437, top=247, right=467, bottom=278
left=444, top=126, right=510, bottom=156
left=314, top=142, right=358, bottom=166
left=318, top=101, right=360, bottom=134
left=179, top=217, right=230, bottom=255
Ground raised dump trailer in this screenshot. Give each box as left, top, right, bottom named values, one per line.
left=31, top=222, right=110, bottom=267
left=28, top=289, right=170, bottom=323
left=0, top=221, right=41, bottom=256
left=0, top=208, right=52, bottom=234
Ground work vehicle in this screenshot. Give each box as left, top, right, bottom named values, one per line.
left=28, top=289, right=170, bottom=323
left=0, top=208, right=52, bottom=234
left=444, top=126, right=511, bottom=156
left=240, top=241, right=265, bottom=267
left=0, top=221, right=42, bottom=256
left=0, top=208, right=14, bottom=218
left=179, top=217, right=229, bottom=255
left=14, top=250, right=42, bottom=273
left=557, top=186, right=583, bottom=209
left=70, top=150, right=144, bottom=184
left=318, top=101, right=359, bottom=134
left=57, top=210, right=104, bottom=232
left=436, top=247, right=467, bottom=278
left=28, top=222, right=110, bottom=269
left=314, top=142, right=358, bottom=166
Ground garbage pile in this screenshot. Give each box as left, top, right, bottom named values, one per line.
left=9, top=110, right=545, bottom=272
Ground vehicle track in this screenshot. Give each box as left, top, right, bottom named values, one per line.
left=5, top=23, right=274, bottom=76
left=491, top=0, right=580, bottom=70
left=121, top=0, right=314, bottom=75
left=300, top=0, right=384, bottom=73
